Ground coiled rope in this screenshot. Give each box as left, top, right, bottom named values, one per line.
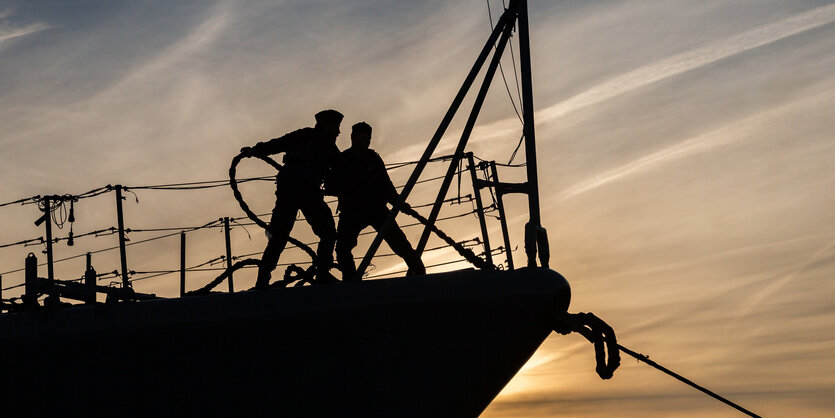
left=228, top=152, right=319, bottom=262
left=189, top=153, right=323, bottom=293
left=192, top=151, right=498, bottom=293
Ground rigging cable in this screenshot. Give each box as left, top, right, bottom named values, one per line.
left=0, top=153, right=484, bottom=288
left=0, top=220, right=223, bottom=277
left=487, top=0, right=524, bottom=124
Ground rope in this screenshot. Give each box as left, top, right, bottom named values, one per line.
left=1, top=151, right=490, bottom=290
left=399, top=204, right=495, bottom=270
left=556, top=312, right=760, bottom=417
left=185, top=259, right=260, bottom=296
left=507, top=132, right=526, bottom=166
left=617, top=345, right=761, bottom=417
left=198, top=151, right=325, bottom=292
left=555, top=312, right=620, bottom=379
left=228, top=152, right=318, bottom=262
left=175, top=211, right=486, bottom=294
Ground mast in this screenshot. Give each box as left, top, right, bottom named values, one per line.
left=516, top=0, right=548, bottom=268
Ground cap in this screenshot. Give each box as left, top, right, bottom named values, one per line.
left=315, top=109, right=344, bottom=125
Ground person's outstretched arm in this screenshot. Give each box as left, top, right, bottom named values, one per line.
left=241, top=128, right=305, bottom=157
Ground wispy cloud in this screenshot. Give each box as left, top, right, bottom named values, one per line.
left=93, top=1, right=232, bottom=101
left=0, top=22, right=50, bottom=45
left=470, top=3, right=835, bottom=144
left=537, top=3, right=835, bottom=122
left=553, top=87, right=833, bottom=201
left=737, top=236, right=835, bottom=318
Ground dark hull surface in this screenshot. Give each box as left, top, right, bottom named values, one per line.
left=0, top=267, right=570, bottom=417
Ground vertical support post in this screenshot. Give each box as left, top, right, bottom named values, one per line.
left=180, top=231, right=186, bottom=297
left=224, top=217, right=234, bottom=293
left=466, top=153, right=493, bottom=266
left=85, top=262, right=97, bottom=305
left=0, top=274, right=3, bottom=306
left=114, top=185, right=131, bottom=287
left=516, top=0, right=547, bottom=268
left=24, top=253, right=38, bottom=308
left=354, top=10, right=515, bottom=280
left=414, top=17, right=516, bottom=257
left=43, top=196, right=55, bottom=282
left=490, top=161, right=515, bottom=270
left=42, top=196, right=59, bottom=305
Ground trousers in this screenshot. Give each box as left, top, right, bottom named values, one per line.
left=336, top=205, right=424, bottom=281
left=256, top=187, right=335, bottom=288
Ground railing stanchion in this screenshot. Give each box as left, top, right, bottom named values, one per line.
left=466, top=153, right=493, bottom=267
left=24, top=253, right=38, bottom=308
left=224, top=217, right=234, bottom=293
left=115, top=186, right=131, bottom=288
left=180, top=231, right=186, bottom=297
left=43, top=196, right=55, bottom=283
left=490, top=161, right=514, bottom=270
left=85, top=261, right=97, bottom=305
left=41, top=196, right=59, bottom=305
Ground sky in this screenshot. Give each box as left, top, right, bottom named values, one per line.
left=2, top=0, right=834, bottom=416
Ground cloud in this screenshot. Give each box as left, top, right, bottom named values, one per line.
left=736, top=236, right=835, bottom=318
left=0, top=22, right=50, bottom=46
left=552, top=86, right=834, bottom=201
left=470, top=2, right=835, bottom=145
left=90, top=1, right=231, bottom=102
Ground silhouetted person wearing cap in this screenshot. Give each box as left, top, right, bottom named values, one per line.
left=332, top=122, right=425, bottom=281
left=241, top=110, right=343, bottom=288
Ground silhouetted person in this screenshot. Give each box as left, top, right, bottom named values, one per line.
left=332, top=122, right=425, bottom=281
left=241, top=110, right=343, bottom=288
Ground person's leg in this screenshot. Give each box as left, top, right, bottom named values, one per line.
left=299, top=194, right=337, bottom=277
left=256, top=195, right=299, bottom=288
left=370, top=207, right=426, bottom=276
left=335, top=213, right=365, bottom=281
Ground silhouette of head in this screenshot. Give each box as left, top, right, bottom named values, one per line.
left=315, top=109, right=343, bottom=138
left=351, top=122, right=372, bottom=150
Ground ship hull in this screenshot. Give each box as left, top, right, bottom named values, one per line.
left=0, top=267, right=569, bottom=417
